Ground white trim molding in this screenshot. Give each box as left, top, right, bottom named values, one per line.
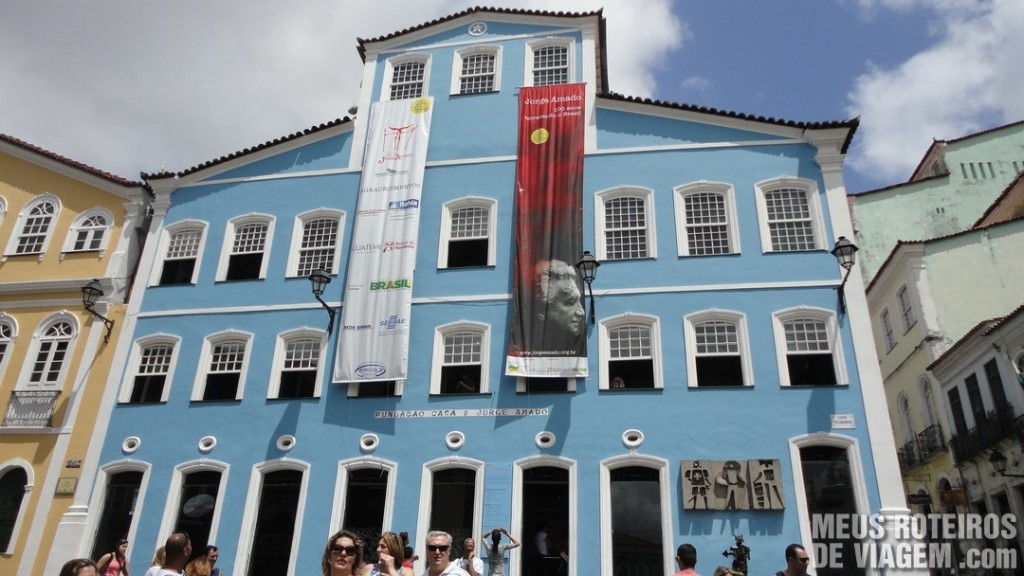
left=595, top=186, right=656, bottom=261
left=598, top=454, right=672, bottom=576
left=0, top=458, right=34, bottom=555
left=673, top=181, right=739, bottom=256
left=155, top=459, right=229, bottom=551
left=430, top=321, right=491, bottom=395
left=438, top=197, right=497, bottom=269
left=450, top=45, right=502, bottom=95
left=329, top=457, right=398, bottom=534
left=191, top=330, right=254, bottom=402
left=683, top=309, right=753, bottom=388
left=598, top=313, right=663, bottom=390
left=415, top=456, right=485, bottom=561
left=267, top=327, right=328, bottom=399
left=234, top=459, right=310, bottom=576
left=753, top=177, right=826, bottom=253
left=119, top=334, right=181, bottom=404
left=511, top=456, right=577, bottom=576
left=771, top=306, right=848, bottom=387
left=215, top=213, right=276, bottom=281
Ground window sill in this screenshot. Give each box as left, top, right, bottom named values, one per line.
left=449, top=90, right=500, bottom=97
left=677, top=252, right=741, bottom=258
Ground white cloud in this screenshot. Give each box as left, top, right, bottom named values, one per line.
left=0, top=0, right=684, bottom=178
left=680, top=76, right=711, bottom=93
left=846, top=0, right=1024, bottom=185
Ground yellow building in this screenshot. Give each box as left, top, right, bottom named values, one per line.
left=0, top=134, right=147, bottom=575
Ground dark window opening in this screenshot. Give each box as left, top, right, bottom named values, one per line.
left=799, top=446, right=863, bottom=576
left=249, top=470, right=302, bottom=576
left=130, top=375, right=165, bottom=403
left=447, top=239, right=488, bottom=268
left=441, top=365, right=481, bottom=394
left=203, top=373, right=239, bottom=401
left=343, top=468, right=388, bottom=558
left=160, top=259, right=196, bottom=285
left=226, top=252, right=263, bottom=280
left=174, top=471, right=221, bottom=560
left=278, top=371, right=316, bottom=399
left=696, top=356, right=744, bottom=387
left=521, top=467, right=569, bottom=576
left=610, top=467, right=663, bottom=576
left=787, top=354, right=837, bottom=386
left=359, top=381, right=396, bottom=397
left=522, top=378, right=570, bottom=393
left=607, top=359, right=654, bottom=389
left=0, top=468, right=28, bottom=551
left=91, top=471, right=143, bottom=560
left=964, top=374, right=986, bottom=425
left=430, top=468, right=476, bottom=560
left=948, top=389, right=968, bottom=437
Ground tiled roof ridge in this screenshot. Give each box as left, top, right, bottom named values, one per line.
left=851, top=172, right=947, bottom=197
left=357, top=6, right=603, bottom=57
left=142, top=116, right=352, bottom=180
left=598, top=92, right=859, bottom=152
left=925, top=302, right=1024, bottom=372
left=946, top=117, right=1024, bottom=145
left=0, top=132, right=141, bottom=187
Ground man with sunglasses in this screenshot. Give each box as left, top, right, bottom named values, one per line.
left=776, top=543, right=812, bottom=576
left=423, top=531, right=470, bottom=576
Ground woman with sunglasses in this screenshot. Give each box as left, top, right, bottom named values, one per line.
left=322, top=530, right=365, bottom=576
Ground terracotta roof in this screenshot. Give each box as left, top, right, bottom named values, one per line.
left=945, top=117, right=1024, bottom=145
left=0, top=132, right=141, bottom=187
left=142, top=116, right=352, bottom=180
left=850, top=172, right=947, bottom=197
left=926, top=301, right=1024, bottom=372
left=865, top=240, right=924, bottom=293
left=971, top=169, right=1024, bottom=228
left=907, top=139, right=943, bottom=182
left=598, top=92, right=859, bottom=152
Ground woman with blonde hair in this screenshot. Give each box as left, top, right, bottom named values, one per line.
left=322, top=530, right=365, bottom=576
left=368, top=532, right=407, bottom=576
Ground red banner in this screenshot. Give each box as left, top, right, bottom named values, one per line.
left=505, top=83, right=587, bottom=378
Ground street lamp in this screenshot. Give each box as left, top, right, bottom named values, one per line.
left=81, top=279, right=115, bottom=343
left=574, top=250, right=600, bottom=325
left=988, top=450, right=1024, bottom=478
left=831, top=236, right=859, bottom=314
left=308, top=269, right=336, bottom=335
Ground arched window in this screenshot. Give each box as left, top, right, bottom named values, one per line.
left=439, top=198, right=496, bottom=268
left=384, top=55, right=431, bottom=101
left=431, top=322, right=490, bottom=394
left=674, top=181, right=739, bottom=256
left=417, top=458, right=484, bottom=561
left=236, top=460, right=308, bottom=576
left=154, top=220, right=207, bottom=285
left=0, top=463, right=30, bottom=553
left=288, top=209, right=344, bottom=277
left=5, top=195, right=60, bottom=256
left=22, top=315, right=77, bottom=389
left=159, top=461, right=228, bottom=557
left=0, top=315, right=16, bottom=382
left=600, top=455, right=671, bottom=576
left=772, top=307, right=847, bottom=387
left=89, top=462, right=148, bottom=560
left=217, top=213, right=275, bottom=281
left=122, top=336, right=179, bottom=404
left=599, top=314, right=662, bottom=389
left=754, top=177, right=825, bottom=252
left=684, top=310, right=752, bottom=387
left=596, top=187, right=655, bottom=261
left=193, top=331, right=252, bottom=401
left=331, top=457, right=397, bottom=543
left=269, top=329, right=326, bottom=399
left=525, top=39, right=573, bottom=86
left=64, top=208, right=114, bottom=253
left=452, top=46, right=501, bottom=95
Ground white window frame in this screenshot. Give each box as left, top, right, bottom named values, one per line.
left=683, top=310, right=753, bottom=388
left=673, top=181, right=740, bottom=256
left=150, top=219, right=208, bottom=286
left=510, top=455, right=578, bottom=576
left=16, top=312, right=78, bottom=391
left=0, top=196, right=6, bottom=227
left=119, top=334, right=181, bottom=404
left=234, top=459, right=310, bottom=576
left=438, top=197, right=497, bottom=268
left=919, top=376, right=937, bottom=429
left=599, top=454, right=672, bottom=576
left=192, top=330, right=253, bottom=401
left=430, top=321, right=490, bottom=395
left=62, top=206, right=115, bottom=254
left=524, top=38, right=575, bottom=87
left=0, top=459, right=33, bottom=555
left=754, top=177, right=826, bottom=253
left=451, top=46, right=502, bottom=95
left=415, top=457, right=484, bottom=561
left=383, top=54, right=431, bottom=101
left=287, top=209, right=345, bottom=278
left=598, top=314, right=663, bottom=390
left=897, top=285, right=917, bottom=332
left=595, top=186, right=656, bottom=261
left=83, top=460, right=151, bottom=561
left=771, top=306, right=848, bottom=387
left=0, top=314, right=18, bottom=383
left=267, top=328, right=327, bottom=399
left=515, top=377, right=577, bottom=393
left=4, top=194, right=61, bottom=257
left=880, top=308, right=897, bottom=352
left=216, top=213, right=275, bottom=281
left=329, top=457, right=398, bottom=534
left=788, top=433, right=870, bottom=567
left=155, top=460, right=230, bottom=549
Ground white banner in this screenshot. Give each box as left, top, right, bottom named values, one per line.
left=334, top=97, right=433, bottom=383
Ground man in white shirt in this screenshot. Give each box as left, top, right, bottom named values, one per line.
left=421, top=531, right=470, bottom=576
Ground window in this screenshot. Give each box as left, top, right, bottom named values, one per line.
left=599, top=315, right=662, bottom=390
left=772, top=308, right=846, bottom=387
left=0, top=463, right=30, bottom=554
left=684, top=311, right=752, bottom=387
left=880, top=308, right=896, bottom=352
left=439, top=198, right=495, bottom=268
left=330, top=458, right=396, bottom=537
left=269, top=329, right=326, bottom=399
left=600, top=455, right=671, bottom=576
left=238, top=462, right=308, bottom=576
left=431, top=322, right=489, bottom=394
left=516, top=377, right=576, bottom=393
left=155, top=221, right=207, bottom=286
left=452, top=47, right=500, bottom=95
left=169, top=465, right=225, bottom=556
left=217, top=214, right=274, bottom=281
left=596, top=187, right=655, bottom=261
left=385, top=56, right=430, bottom=101
left=125, top=338, right=178, bottom=404
left=5, top=195, right=60, bottom=256
left=419, top=458, right=483, bottom=560
left=288, top=209, right=344, bottom=277
left=517, top=461, right=574, bottom=576
left=64, top=208, right=114, bottom=253
left=89, top=465, right=147, bottom=561
left=897, top=286, right=916, bottom=331
left=0, top=316, right=15, bottom=382
left=754, top=178, right=824, bottom=252
left=22, top=316, right=77, bottom=389
left=193, top=332, right=251, bottom=402
left=674, top=182, right=739, bottom=256
left=947, top=388, right=968, bottom=438
left=526, top=40, right=572, bottom=86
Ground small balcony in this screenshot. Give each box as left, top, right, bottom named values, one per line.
left=916, top=424, right=947, bottom=461
left=949, top=407, right=1018, bottom=463
left=2, top=390, right=61, bottom=428
left=898, top=439, right=920, bottom=473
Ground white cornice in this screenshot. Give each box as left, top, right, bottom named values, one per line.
left=866, top=243, right=925, bottom=301
left=596, top=97, right=806, bottom=140
left=0, top=142, right=143, bottom=198
left=0, top=277, right=113, bottom=296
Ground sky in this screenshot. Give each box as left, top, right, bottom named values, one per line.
left=1, top=0, right=1022, bottom=194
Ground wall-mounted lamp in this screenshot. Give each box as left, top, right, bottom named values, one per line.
left=308, top=269, right=336, bottom=335
left=988, top=450, right=1024, bottom=478
left=81, top=279, right=115, bottom=343
left=574, top=250, right=600, bottom=324
left=831, top=236, right=859, bottom=314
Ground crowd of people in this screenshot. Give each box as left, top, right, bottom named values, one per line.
left=57, top=535, right=221, bottom=576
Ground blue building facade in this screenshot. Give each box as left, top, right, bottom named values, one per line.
left=51, top=9, right=909, bottom=576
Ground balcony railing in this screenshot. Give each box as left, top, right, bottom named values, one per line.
left=898, top=439, right=920, bottom=472
left=2, top=390, right=61, bottom=428
left=916, top=424, right=947, bottom=460
left=949, top=407, right=1018, bottom=463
